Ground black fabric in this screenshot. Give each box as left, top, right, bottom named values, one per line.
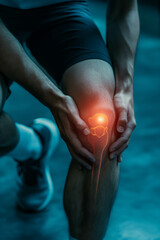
left=0, top=0, right=112, bottom=86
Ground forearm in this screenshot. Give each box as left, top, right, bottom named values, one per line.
left=106, top=0, right=140, bottom=90
left=0, top=19, right=64, bottom=108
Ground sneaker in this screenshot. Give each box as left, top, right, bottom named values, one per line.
left=16, top=118, right=60, bottom=212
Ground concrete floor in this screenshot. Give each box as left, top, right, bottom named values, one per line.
left=0, top=1, right=160, bottom=240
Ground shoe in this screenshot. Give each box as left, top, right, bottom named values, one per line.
left=16, top=118, right=60, bottom=212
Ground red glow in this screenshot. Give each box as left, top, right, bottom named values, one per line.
left=88, top=113, right=108, bottom=138
left=88, top=113, right=108, bottom=127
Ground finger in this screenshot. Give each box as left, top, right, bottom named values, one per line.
left=67, top=133, right=95, bottom=163
left=110, top=123, right=133, bottom=152
left=68, top=144, right=92, bottom=170
left=110, top=141, right=129, bottom=160
left=68, top=98, right=90, bottom=135
left=117, top=108, right=128, bottom=133
left=63, top=116, right=95, bottom=163
left=72, top=114, right=90, bottom=136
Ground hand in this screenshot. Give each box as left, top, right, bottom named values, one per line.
left=109, top=88, right=136, bottom=162
left=51, top=94, right=95, bottom=170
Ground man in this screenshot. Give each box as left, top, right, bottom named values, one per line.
left=0, top=0, right=139, bottom=239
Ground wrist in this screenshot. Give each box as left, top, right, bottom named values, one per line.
left=43, top=80, right=65, bottom=109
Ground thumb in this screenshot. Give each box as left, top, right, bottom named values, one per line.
left=67, top=96, right=90, bottom=135
left=74, top=115, right=90, bottom=135
left=70, top=110, right=90, bottom=136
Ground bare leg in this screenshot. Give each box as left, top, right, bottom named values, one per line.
left=62, top=60, right=119, bottom=240
left=0, top=75, right=19, bottom=156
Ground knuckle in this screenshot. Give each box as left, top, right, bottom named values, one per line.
left=130, top=121, right=136, bottom=129
left=65, top=95, right=71, bottom=102
left=63, top=95, right=72, bottom=108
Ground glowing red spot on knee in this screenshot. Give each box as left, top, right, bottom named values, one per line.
left=88, top=113, right=108, bottom=127
left=88, top=113, right=108, bottom=139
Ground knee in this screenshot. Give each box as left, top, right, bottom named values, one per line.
left=62, top=60, right=116, bottom=149
left=62, top=60, right=115, bottom=119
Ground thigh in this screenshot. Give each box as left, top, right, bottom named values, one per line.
left=0, top=74, right=11, bottom=112
left=25, top=0, right=112, bottom=85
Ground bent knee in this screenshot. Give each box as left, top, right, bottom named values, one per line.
left=75, top=97, right=116, bottom=156
left=62, top=60, right=116, bottom=151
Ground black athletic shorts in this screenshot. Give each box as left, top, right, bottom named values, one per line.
left=0, top=0, right=112, bottom=91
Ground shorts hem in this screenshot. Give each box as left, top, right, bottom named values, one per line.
left=62, top=52, right=112, bottom=77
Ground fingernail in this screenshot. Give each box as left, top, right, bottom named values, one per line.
left=118, top=126, right=124, bottom=133
left=83, top=128, right=90, bottom=135
left=110, top=154, right=116, bottom=160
